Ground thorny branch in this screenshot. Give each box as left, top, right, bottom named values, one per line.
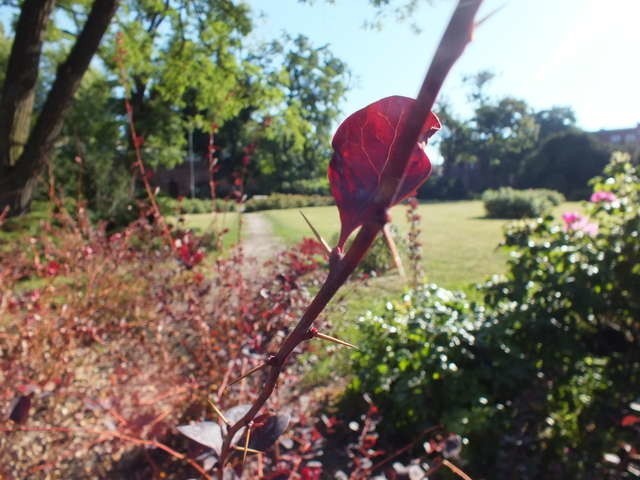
left=216, top=1, right=484, bottom=476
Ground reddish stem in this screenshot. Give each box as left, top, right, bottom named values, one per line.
left=380, top=0, right=482, bottom=208
left=115, top=32, right=175, bottom=253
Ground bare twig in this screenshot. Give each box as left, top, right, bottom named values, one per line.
left=368, top=424, right=442, bottom=474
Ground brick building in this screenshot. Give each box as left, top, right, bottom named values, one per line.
left=593, top=123, right=640, bottom=150
left=153, top=155, right=210, bottom=198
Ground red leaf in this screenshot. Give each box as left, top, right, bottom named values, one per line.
left=300, top=462, right=323, bottom=480
left=328, top=95, right=440, bottom=247
left=622, top=414, right=640, bottom=427
left=9, top=393, right=33, bottom=424
left=45, top=260, right=60, bottom=277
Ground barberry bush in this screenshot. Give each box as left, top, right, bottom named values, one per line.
left=0, top=205, right=330, bottom=478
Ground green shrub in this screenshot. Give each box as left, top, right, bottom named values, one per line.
left=280, top=178, right=330, bottom=196
left=157, top=194, right=333, bottom=214
left=157, top=196, right=235, bottom=215
left=350, top=153, right=640, bottom=479
left=350, top=284, right=489, bottom=431
left=244, top=193, right=334, bottom=212
left=482, top=187, right=565, bottom=218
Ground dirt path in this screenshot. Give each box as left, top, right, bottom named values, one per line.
left=241, top=212, right=283, bottom=263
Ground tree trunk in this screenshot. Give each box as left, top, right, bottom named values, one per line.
left=0, top=0, right=55, bottom=167
left=0, top=0, right=119, bottom=216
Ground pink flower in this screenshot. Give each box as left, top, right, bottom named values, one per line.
left=575, top=219, right=599, bottom=236
left=562, top=211, right=598, bottom=236
left=562, top=212, right=582, bottom=226
left=590, top=191, right=617, bottom=203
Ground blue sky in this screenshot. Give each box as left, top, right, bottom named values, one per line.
left=246, top=0, right=639, bottom=132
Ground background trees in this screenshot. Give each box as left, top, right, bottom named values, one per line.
left=430, top=74, right=612, bottom=200
left=0, top=0, right=350, bottom=218
left=0, top=0, right=624, bottom=218
left=0, top=0, right=118, bottom=216
left=519, top=131, right=611, bottom=200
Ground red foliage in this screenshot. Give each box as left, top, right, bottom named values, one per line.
left=0, top=206, right=330, bottom=478
left=175, top=232, right=205, bottom=268
left=44, top=260, right=61, bottom=277
left=328, top=96, right=440, bottom=247
left=622, top=415, right=640, bottom=427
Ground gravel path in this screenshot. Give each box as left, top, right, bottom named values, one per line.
left=241, top=212, right=283, bottom=263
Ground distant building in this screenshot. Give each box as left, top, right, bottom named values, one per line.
left=593, top=123, right=640, bottom=150
left=153, top=154, right=210, bottom=198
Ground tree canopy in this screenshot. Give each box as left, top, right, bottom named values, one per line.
left=431, top=74, right=607, bottom=200
left=0, top=0, right=351, bottom=218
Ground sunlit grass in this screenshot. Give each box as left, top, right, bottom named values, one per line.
left=262, top=200, right=583, bottom=291
left=171, top=211, right=240, bottom=250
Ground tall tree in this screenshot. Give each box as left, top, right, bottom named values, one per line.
left=534, top=106, right=576, bottom=140
left=0, top=0, right=118, bottom=216
left=519, top=131, right=611, bottom=199
left=253, top=34, right=349, bottom=191
left=111, top=0, right=258, bottom=169
left=208, top=34, right=349, bottom=195
left=438, top=95, right=539, bottom=194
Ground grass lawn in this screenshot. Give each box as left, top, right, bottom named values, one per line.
left=262, top=200, right=582, bottom=291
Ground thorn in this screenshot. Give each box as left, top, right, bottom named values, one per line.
left=242, top=425, right=252, bottom=465
left=382, top=224, right=405, bottom=278
left=228, top=363, right=267, bottom=387
left=208, top=399, right=230, bottom=426
left=475, top=2, right=506, bottom=28
left=299, top=210, right=331, bottom=255
left=442, top=459, right=474, bottom=480
left=312, top=329, right=359, bottom=350
left=231, top=445, right=262, bottom=455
